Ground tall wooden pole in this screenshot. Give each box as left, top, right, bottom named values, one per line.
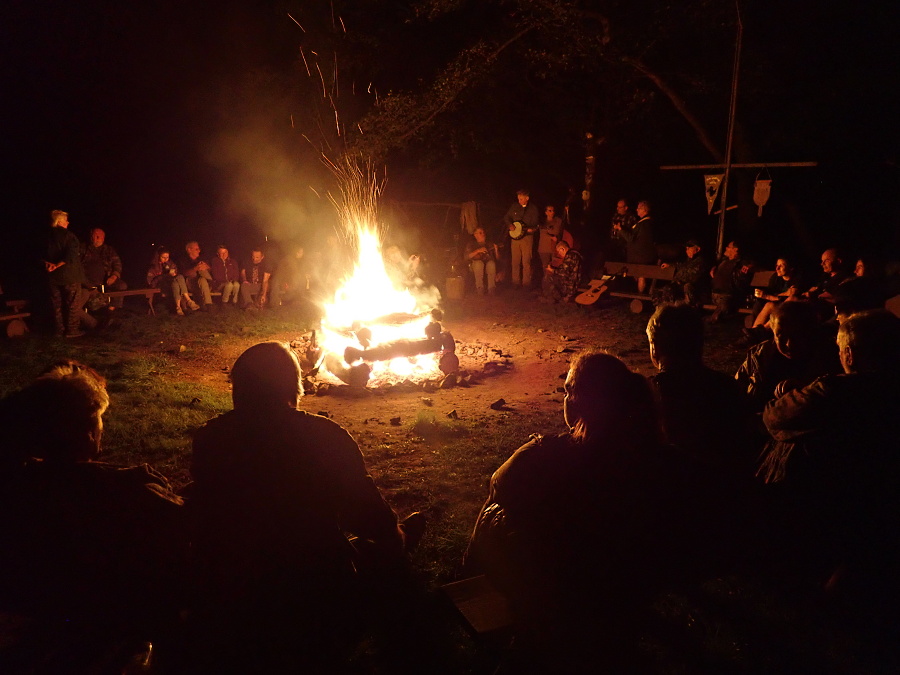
left=717, top=2, right=743, bottom=256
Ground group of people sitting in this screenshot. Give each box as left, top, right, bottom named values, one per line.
left=467, top=304, right=900, bottom=670
left=42, top=209, right=340, bottom=336
left=2, top=298, right=898, bottom=670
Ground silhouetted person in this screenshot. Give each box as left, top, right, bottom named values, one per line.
left=735, top=300, right=841, bottom=414
left=760, top=311, right=900, bottom=627
left=0, top=361, right=186, bottom=670
left=465, top=351, right=689, bottom=672
left=44, top=209, right=88, bottom=337
left=188, top=341, right=424, bottom=671
left=647, top=304, right=751, bottom=474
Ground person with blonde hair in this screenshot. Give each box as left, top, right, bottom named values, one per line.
left=44, top=209, right=88, bottom=337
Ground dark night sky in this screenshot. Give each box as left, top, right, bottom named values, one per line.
left=2, top=0, right=899, bottom=293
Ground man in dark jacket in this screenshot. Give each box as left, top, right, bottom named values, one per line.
left=44, top=210, right=88, bottom=337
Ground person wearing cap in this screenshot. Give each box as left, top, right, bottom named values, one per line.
left=660, top=239, right=707, bottom=307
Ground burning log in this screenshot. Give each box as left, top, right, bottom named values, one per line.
left=343, top=331, right=455, bottom=365
left=324, top=353, right=372, bottom=387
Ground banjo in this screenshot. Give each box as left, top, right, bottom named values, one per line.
left=508, top=220, right=532, bottom=240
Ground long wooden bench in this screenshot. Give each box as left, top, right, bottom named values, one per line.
left=599, top=262, right=774, bottom=317
left=105, top=288, right=161, bottom=315
left=1, top=300, right=31, bottom=337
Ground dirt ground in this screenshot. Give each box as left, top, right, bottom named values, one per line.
left=170, top=291, right=748, bottom=437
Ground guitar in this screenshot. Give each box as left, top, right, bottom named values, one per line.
left=508, top=221, right=533, bottom=240
left=574, top=275, right=613, bottom=306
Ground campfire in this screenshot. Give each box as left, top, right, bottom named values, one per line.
left=296, top=162, right=457, bottom=389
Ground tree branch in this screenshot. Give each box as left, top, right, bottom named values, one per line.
left=622, top=56, right=724, bottom=162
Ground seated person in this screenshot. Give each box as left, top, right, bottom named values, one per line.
left=383, top=244, right=422, bottom=290
left=646, top=304, right=752, bottom=475
left=760, top=311, right=900, bottom=617
left=541, top=240, right=583, bottom=303
left=708, top=240, right=752, bottom=322
left=81, top=227, right=127, bottom=308
left=465, top=352, right=689, bottom=671
left=743, top=257, right=804, bottom=343
left=239, top=248, right=272, bottom=309
left=465, top=227, right=499, bottom=296
left=0, top=361, right=185, bottom=659
left=147, top=247, right=195, bottom=315
left=803, top=248, right=850, bottom=311
left=178, top=241, right=214, bottom=311
left=271, top=243, right=310, bottom=307
left=188, top=342, right=422, bottom=671
left=735, top=300, right=841, bottom=414
left=834, top=276, right=887, bottom=323
left=659, top=239, right=707, bottom=307
left=209, top=244, right=240, bottom=305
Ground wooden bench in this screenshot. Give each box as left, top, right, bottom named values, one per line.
left=598, top=262, right=775, bottom=318
left=105, top=288, right=161, bottom=315
left=1, top=300, right=31, bottom=337
left=603, top=261, right=674, bottom=313
left=701, top=269, right=775, bottom=327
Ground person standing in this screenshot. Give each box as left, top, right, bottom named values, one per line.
left=537, top=205, right=565, bottom=270
left=613, top=200, right=656, bottom=293
left=609, top=199, right=637, bottom=261
left=504, top=189, right=539, bottom=290
left=44, top=210, right=88, bottom=337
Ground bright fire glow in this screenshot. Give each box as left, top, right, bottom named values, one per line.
left=316, top=161, right=442, bottom=386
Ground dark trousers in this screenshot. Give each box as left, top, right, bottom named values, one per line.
left=50, top=282, right=85, bottom=335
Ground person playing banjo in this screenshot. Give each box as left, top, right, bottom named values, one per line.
left=504, top=189, right=540, bottom=290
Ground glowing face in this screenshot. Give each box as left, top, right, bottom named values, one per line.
left=563, top=369, right=578, bottom=429
left=186, top=242, right=201, bottom=259
left=217, top=248, right=229, bottom=261
left=724, top=242, right=739, bottom=260
left=91, top=229, right=105, bottom=247
left=159, top=252, right=170, bottom=264
left=517, top=193, right=529, bottom=207
left=251, top=251, right=264, bottom=264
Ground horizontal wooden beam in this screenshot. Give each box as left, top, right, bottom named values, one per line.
left=660, top=161, right=818, bottom=170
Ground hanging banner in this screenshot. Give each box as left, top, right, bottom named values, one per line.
left=754, top=178, right=772, bottom=217
left=704, top=174, right=724, bottom=215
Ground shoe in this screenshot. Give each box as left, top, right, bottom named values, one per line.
left=176, top=306, right=185, bottom=316
left=65, top=330, right=86, bottom=338
left=187, top=299, right=201, bottom=311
